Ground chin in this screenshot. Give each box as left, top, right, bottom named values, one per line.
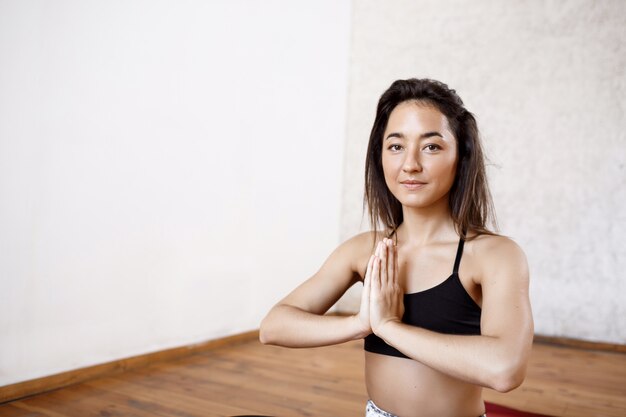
left=396, top=197, right=430, bottom=208
left=394, top=192, right=448, bottom=209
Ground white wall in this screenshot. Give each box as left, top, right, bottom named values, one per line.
left=339, top=0, right=626, bottom=344
left=0, top=0, right=351, bottom=386
left=2, top=0, right=624, bottom=390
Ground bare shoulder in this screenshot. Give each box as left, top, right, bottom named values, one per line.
left=336, top=231, right=384, bottom=278
left=470, top=234, right=527, bottom=260
left=342, top=230, right=381, bottom=248
left=468, top=234, right=529, bottom=284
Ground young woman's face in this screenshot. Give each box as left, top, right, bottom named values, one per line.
left=381, top=101, right=458, bottom=209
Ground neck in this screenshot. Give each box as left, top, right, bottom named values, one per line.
left=396, top=196, right=457, bottom=245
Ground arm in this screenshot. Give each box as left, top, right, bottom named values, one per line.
left=259, top=232, right=375, bottom=348
left=371, top=236, right=534, bottom=392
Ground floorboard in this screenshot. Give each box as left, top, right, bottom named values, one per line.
left=1, top=339, right=624, bottom=416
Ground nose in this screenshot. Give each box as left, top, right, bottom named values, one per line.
left=402, top=147, right=422, bottom=173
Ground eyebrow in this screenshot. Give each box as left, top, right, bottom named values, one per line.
left=385, top=131, right=444, bottom=141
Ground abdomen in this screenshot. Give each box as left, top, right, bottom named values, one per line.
left=364, top=352, right=484, bottom=417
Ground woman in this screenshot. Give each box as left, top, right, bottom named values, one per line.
left=260, top=78, right=533, bottom=417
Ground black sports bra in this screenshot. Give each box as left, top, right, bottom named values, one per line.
left=364, top=236, right=481, bottom=359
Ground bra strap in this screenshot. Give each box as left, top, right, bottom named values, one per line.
left=452, top=236, right=465, bottom=274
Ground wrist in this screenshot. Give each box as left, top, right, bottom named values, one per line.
left=349, top=314, right=371, bottom=339
left=373, top=318, right=402, bottom=341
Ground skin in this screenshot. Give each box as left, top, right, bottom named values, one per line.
left=260, top=101, right=534, bottom=417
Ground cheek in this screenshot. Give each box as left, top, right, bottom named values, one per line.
left=445, top=161, right=459, bottom=186
left=381, top=163, right=393, bottom=189
left=381, top=155, right=401, bottom=184
left=381, top=155, right=392, bottom=178
left=430, top=157, right=457, bottom=185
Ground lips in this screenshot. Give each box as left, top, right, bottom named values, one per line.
left=400, top=180, right=426, bottom=190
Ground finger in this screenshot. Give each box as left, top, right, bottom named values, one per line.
left=362, top=255, right=374, bottom=306
left=373, top=241, right=382, bottom=277
left=363, top=255, right=374, bottom=291
left=380, top=240, right=388, bottom=287
left=371, top=255, right=380, bottom=292
left=385, top=239, right=394, bottom=284
left=389, top=240, right=397, bottom=285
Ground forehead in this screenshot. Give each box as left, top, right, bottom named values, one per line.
left=385, top=101, right=452, bottom=135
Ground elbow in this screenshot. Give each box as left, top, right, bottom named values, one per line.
left=259, top=315, right=280, bottom=345
left=492, top=373, right=524, bottom=393
left=259, top=328, right=275, bottom=346
left=259, top=318, right=272, bottom=345
left=489, top=359, right=527, bottom=393
left=258, top=326, right=268, bottom=345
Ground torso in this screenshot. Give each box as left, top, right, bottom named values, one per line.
left=365, top=353, right=484, bottom=417
left=357, top=231, right=487, bottom=417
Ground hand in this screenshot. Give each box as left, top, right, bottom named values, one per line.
left=369, top=238, right=404, bottom=335
left=354, top=254, right=375, bottom=337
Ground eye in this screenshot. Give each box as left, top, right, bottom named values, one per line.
left=387, top=144, right=403, bottom=152
left=423, top=144, right=441, bottom=152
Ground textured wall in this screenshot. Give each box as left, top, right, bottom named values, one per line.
left=338, top=0, right=626, bottom=343
left=0, top=0, right=350, bottom=386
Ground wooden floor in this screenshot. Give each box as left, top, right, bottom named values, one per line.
left=1, top=338, right=625, bottom=417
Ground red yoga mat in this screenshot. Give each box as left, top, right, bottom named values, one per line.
left=485, top=402, right=552, bottom=417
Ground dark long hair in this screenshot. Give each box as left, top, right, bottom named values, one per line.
left=364, top=78, right=498, bottom=240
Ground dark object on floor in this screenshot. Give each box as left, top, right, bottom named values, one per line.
left=486, top=402, right=552, bottom=417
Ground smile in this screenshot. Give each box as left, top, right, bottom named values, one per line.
left=400, top=181, right=426, bottom=190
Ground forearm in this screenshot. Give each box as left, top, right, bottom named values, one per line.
left=376, top=321, right=530, bottom=392
left=260, top=305, right=367, bottom=348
